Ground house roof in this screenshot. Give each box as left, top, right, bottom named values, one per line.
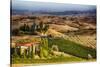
left=16, top=42, right=40, bottom=47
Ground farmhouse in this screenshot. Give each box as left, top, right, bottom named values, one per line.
left=11, top=41, right=41, bottom=58
left=11, top=36, right=49, bottom=59
left=22, top=42, right=39, bottom=55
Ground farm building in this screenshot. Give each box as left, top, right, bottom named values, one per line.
left=11, top=37, right=49, bottom=59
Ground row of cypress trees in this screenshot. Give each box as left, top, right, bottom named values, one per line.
left=12, top=22, right=49, bottom=35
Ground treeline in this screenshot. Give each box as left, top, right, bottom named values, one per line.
left=12, top=22, right=49, bottom=36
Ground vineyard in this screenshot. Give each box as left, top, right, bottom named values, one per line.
left=48, top=37, right=96, bottom=59
left=63, top=34, right=96, bottom=49
left=47, top=29, right=96, bottom=49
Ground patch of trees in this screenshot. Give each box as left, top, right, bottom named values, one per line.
left=27, top=16, right=37, bottom=19
left=11, top=28, right=20, bottom=36
left=11, top=22, right=49, bottom=36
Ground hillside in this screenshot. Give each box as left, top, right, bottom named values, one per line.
left=11, top=15, right=96, bottom=49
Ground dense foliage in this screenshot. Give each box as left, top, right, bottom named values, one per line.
left=12, top=22, right=49, bottom=36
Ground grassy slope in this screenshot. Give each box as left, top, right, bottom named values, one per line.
left=48, top=37, right=96, bottom=59
left=12, top=56, right=88, bottom=64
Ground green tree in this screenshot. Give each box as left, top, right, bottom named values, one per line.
left=30, top=22, right=36, bottom=34
left=12, top=28, right=19, bottom=36
left=37, top=22, right=49, bottom=58
left=43, top=24, right=49, bottom=34
left=38, top=22, right=49, bottom=35
left=19, top=24, right=30, bottom=34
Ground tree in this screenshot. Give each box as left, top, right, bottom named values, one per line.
left=39, top=22, right=44, bottom=33
left=12, top=28, right=19, bottom=36
left=38, top=22, right=49, bottom=35
left=43, top=24, right=49, bottom=35
left=37, top=22, right=49, bottom=58
left=30, top=22, right=36, bottom=34
left=19, top=24, right=30, bottom=34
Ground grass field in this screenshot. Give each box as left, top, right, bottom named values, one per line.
left=12, top=56, right=95, bottom=64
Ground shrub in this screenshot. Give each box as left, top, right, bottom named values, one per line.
left=12, top=28, right=19, bottom=36
left=51, top=45, right=59, bottom=51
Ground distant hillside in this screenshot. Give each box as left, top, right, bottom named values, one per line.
left=11, top=9, right=96, bottom=16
